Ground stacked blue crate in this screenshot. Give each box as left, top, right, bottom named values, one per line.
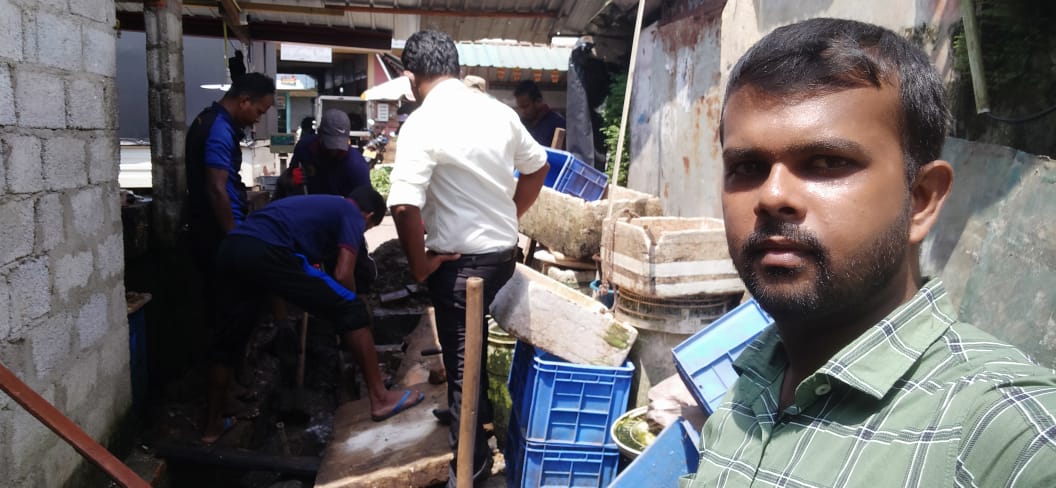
left=505, top=341, right=634, bottom=487
left=517, top=149, right=609, bottom=202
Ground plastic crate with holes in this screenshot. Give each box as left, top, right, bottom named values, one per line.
left=672, top=298, right=774, bottom=414
left=505, top=408, right=622, bottom=488
left=518, top=148, right=608, bottom=201
left=507, top=341, right=634, bottom=446
left=552, top=155, right=608, bottom=201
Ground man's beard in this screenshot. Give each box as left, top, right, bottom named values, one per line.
left=734, top=205, right=910, bottom=322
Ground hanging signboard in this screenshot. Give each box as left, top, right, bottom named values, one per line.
left=280, top=43, right=332, bottom=63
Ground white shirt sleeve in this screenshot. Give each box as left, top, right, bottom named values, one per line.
left=386, top=117, right=435, bottom=209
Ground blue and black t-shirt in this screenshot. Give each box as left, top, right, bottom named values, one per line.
left=186, top=102, right=247, bottom=228
left=229, top=195, right=365, bottom=264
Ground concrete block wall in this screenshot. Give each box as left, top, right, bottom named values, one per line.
left=0, top=0, right=129, bottom=486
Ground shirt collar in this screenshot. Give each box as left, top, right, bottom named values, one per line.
left=212, top=101, right=239, bottom=127
left=733, top=280, right=956, bottom=400
left=419, top=78, right=465, bottom=107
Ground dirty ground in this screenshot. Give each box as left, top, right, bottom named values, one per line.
left=131, top=236, right=501, bottom=487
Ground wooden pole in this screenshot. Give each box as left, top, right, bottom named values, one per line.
left=603, top=0, right=646, bottom=285
left=0, top=362, right=151, bottom=488
left=959, top=0, right=990, bottom=114
left=456, top=277, right=485, bottom=487
left=296, top=312, right=309, bottom=388
left=607, top=0, right=645, bottom=215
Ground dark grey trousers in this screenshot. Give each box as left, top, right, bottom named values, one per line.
left=427, top=250, right=516, bottom=486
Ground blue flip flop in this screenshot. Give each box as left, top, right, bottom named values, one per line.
left=372, top=390, right=425, bottom=422
left=201, top=416, right=237, bottom=445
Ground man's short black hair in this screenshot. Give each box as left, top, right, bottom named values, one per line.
left=401, top=30, right=460, bottom=79
left=225, top=72, right=276, bottom=101
left=513, top=80, right=543, bottom=102
left=300, top=116, right=315, bottom=134
left=348, top=186, right=386, bottom=226
left=722, top=18, right=948, bottom=182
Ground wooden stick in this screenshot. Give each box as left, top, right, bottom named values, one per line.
left=549, top=127, right=566, bottom=151
left=456, top=277, right=485, bottom=488
left=0, top=361, right=151, bottom=488
left=607, top=0, right=646, bottom=216
left=296, top=312, right=308, bottom=388
left=603, top=0, right=646, bottom=286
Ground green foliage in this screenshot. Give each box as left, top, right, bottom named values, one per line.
left=951, top=0, right=1056, bottom=98
left=601, top=73, right=630, bottom=187
left=370, top=164, right=393, bottom=201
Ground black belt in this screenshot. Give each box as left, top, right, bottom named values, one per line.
left=448, top=248, right=518, bottom=267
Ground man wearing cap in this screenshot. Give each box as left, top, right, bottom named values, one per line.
left=275, top=108, right=379, bottom=296
left=279, top=108, right=371, bottom=198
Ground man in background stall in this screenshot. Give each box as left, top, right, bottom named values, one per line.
left=513, top=79, right=565, bottom=147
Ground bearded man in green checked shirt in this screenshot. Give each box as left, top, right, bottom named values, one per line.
left=684, top=18, right=1056, bottom=487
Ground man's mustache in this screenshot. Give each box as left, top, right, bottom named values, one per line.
left=741, top=221, right=826, bottom=260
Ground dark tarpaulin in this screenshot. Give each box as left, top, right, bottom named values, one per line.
left=565, top=40, right=612, bottom=171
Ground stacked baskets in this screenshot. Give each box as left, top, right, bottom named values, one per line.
left=505, top=342, right=634, bottom=487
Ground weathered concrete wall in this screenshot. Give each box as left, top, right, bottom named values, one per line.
left=627, top=11, right=724, bottom=217
left=0, top=0, right=130, bottom=486
left=922, top=137, right=1056, bottom=368
left=628, top=0, right=963, bottom=217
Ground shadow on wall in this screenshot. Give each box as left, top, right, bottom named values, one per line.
left=922, top=137, right=1056, bottom=368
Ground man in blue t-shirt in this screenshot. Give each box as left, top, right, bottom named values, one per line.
left=185, top=73, right=275, bottom=261
left=274, top=109, right=378, bottom=293
left=201, top=188, right=424, bottom=443
left=278, top=109, right=371, bottom=198
left=513, top=80, right=566, bottom=147
left=185, top=73, right=275, bottom=340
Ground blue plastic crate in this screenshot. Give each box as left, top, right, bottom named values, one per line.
left=514, top=148, right=571, bottom=187
left=543, top=148, right=575, bottom=188
left=508, top=341, right=634, bottom=445
left=672, top=299, right=773, bottom=414
left=506, top=411, right=621, bottom=488
left=609, top=419, right=701, bottom=488
left=553, top=156, right=608, bottom=201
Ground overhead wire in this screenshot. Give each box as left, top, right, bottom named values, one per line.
left=982, top=104, right=1056, bottom=124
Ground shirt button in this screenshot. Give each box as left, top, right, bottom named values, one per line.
left=814, top=384, right=832, bottom=396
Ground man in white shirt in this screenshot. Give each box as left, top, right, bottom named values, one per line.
left=387, top=29, right=549, bottom=487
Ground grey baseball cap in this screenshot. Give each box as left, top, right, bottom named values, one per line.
left=318, top=109, right=350, bottom=151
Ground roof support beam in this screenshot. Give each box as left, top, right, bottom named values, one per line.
left=118, top=11, right=393, bottom=50
left=184, top=0, right=559, bottom=19
left=217, top=0, right=252, bottom=46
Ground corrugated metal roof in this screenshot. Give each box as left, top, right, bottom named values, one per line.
left=456, top=43, right=571, bottom=71
left=117, top=0, right=611, bottom=45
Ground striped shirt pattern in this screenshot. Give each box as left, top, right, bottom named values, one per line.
left=683, top=280, right=1056, bottom=487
